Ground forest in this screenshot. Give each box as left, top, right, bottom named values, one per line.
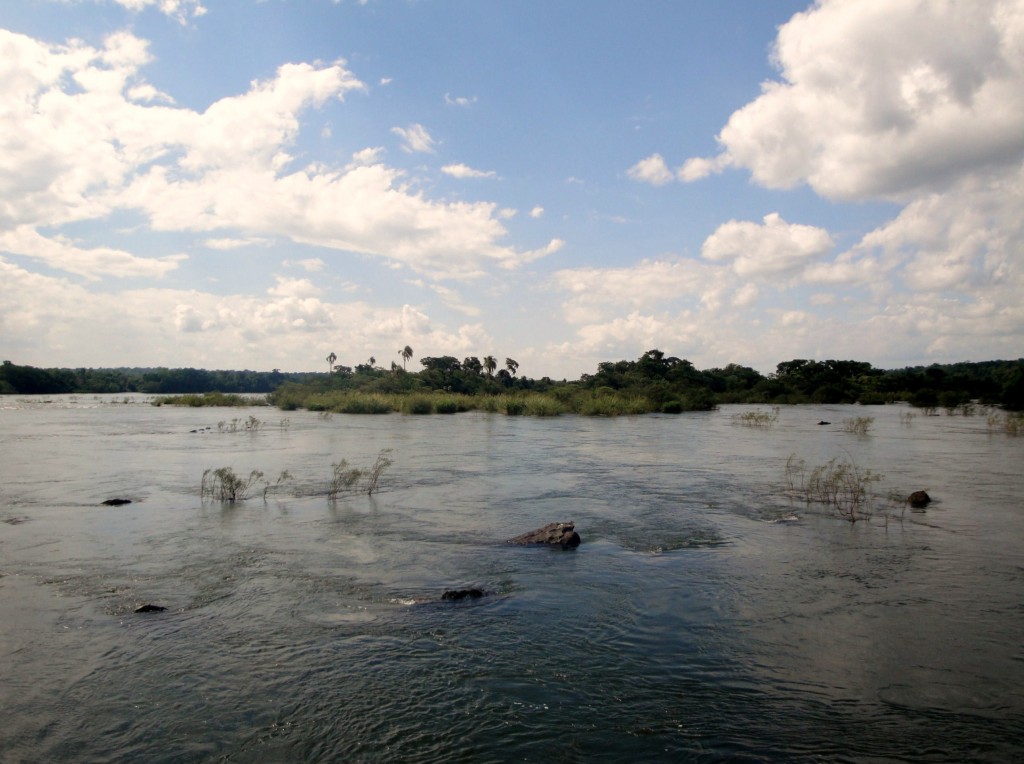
left=2, top=352, right=1022, bottom=412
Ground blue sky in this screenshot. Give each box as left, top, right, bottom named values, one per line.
left=1, top=0, right=1021, bottom=378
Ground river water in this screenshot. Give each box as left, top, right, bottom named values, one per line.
left=1, top=396, right=1022, bottom=762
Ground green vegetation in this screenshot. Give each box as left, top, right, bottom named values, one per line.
left=201, top=467, right=265, bottom=502
left=785, top=454, right=884, bottom=523
left=203, top=449, right=394, bottom=503
left=732, top=408, right=780, bottom=428
left=4, top=353, right=1023, bottom=417
left=155, top=391, right=267, bottom=407
left=841, top=416, right=874, bottom=435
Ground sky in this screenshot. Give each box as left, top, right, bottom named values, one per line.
left=1, top=0, right=1022, bottom=379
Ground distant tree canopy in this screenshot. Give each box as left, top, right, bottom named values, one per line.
left=2, top=354, right=1022, bottom=410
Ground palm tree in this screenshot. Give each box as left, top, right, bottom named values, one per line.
left=326, top=352, right=337, bottom=374
left=399, top=345, right=413, bottom=370
left=483, top=355, right=497, bottom=377
left=505, top=358, right=519, bottom=377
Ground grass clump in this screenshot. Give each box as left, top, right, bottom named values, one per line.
left=404, top=395, right=434, bottom=415
left=157, top=392, right=266, bottom=407
left=201, top=467, right=264, bottom=502
left=785, top=453, right=884, bottom=523
left=732, top=407, right=779, bottom=428
left=988, top=411, right=1024, bottom=435
left=217, top=415, right=264, bottom=433
left=842, top=416, right=874, bottom=435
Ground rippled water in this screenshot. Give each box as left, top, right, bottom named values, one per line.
left=1, top=396, right=1022, bottom=762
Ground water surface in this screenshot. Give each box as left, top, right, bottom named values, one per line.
left=1, top=397, right=1022, bottom=761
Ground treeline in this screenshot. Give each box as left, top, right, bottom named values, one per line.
left=0, top=361, right=315, bottom=395
left=2, top=352, right=1022, bottom=410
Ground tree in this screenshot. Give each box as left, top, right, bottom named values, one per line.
left=505, top=358, right=519, bottom=376
left=368, top=356, right=376, bottom=367
left=399, top=345, right=413, bottom=370
left=462, top=356, right=483, bottom=375
left=483, top=355, right=497, bottom=376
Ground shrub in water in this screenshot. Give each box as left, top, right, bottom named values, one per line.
left=404, top=396, right=434, bottom=415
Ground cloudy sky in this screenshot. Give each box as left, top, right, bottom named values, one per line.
left=1, top=0, right=1021, bottom=378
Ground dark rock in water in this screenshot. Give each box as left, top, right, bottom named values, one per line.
left=134, top=604, right=167, bottom=613
left=908, top=490, right=931, bottom=508
left=102, top=498, right=132, bottom=506
left=817, top=421, right=831, bottom=425
left=441, top=588, right=486, bottom=601
left=508, top=521, right=581, bottom=549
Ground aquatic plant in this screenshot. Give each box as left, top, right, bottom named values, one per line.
left=988, top=411, right=1024, bottom=436
left=217, top=415, right=264, bottom=433
left=841, top=416, right=874, bottom=435
left=157, top=392, right=266, bottom=407
left=327, top=460, right=362, bottom=501
left=899, top=410, right=916, bottom=425
left=201, top=467, right=264, bottom=502
left=365, top=449, right=394, bottom=495
left=404, top=395, right=434, bottom=414
left=785, top=453, right=884, bottom=523
left=263, top=470, right=292, bottom=499
left=732, top=408, right=779, bottom=428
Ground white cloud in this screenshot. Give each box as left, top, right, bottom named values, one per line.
left=0, top=28, right=557, bottom=282
left=441, top=163, right=497, bottom=179
left=529, top=206, right=544, bottom=219
left=701, top=212, right=833, bottom=277
left=205, top=237, right=271, bottom=250
left=444, top=93, right=477, bottom=107
left=283, top=257, right=326, bottom=272
left=626, top=153, right=674, bottom=186
left=112, top=0, right=207, bottom=25
left=0, top=225, right=185, bottom=279
left=391, top=123, right=437, bottom=154
left=686, top=0, right=1024, bottom=202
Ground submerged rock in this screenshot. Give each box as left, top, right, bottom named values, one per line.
left=441, top=588, right=487, bottom=601
left=102, top=498, right=132, bottom=506
left=134, top=604, right=167, bottom=613
left=817, top=421, right=831, bottom=425
left=508, top=521, right=581, bottom=549
left=908, top=490, right=931, bottom=509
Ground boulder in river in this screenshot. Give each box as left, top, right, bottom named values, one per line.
left=134, top=604, right=167, bottom=613
left=102, top=498, right=132, bottom=506
left=908, top=490, right=931, bottom=509
left=441, top=588, right=487, bottom=601
left=508, top=521, right=580, bottom=549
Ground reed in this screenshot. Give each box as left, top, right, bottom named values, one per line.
left=201, top=467, right=264, bottom=502
left=841, top=416, right=874, bottom=435
left=732, top=407, right=779, bottom=427
left=785, top=453, right=883, bottom=523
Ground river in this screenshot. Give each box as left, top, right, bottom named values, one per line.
left=1, top=396, right=1022, bottom=762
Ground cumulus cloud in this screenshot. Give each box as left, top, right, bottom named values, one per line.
left=441, top=163, right=498, bottom=179
left=0, top=28, right=557, bottom=283
left=529, top=206, right=544, bottom=219
left=686, top=0, right=1024, bottom=202
left=444, top=93, right=477, bottom=107
left=391, top=123, right=437, bottom=154
left=626, top=153, right=674, bottom=186
left=112, top=0, right=207, bottom=25
left=701, top=212, right=833, bottom=277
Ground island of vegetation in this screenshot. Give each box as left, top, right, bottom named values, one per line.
left=2, top=351, right=1021, bottom=415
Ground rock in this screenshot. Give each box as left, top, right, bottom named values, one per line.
left=817, top=421, right=831, bottom=425
left=134, top=604, right=166, bottom=613
left=441, top=588, right=486, bottom=601
left=908, top=490, right=931, bottom=508
left=508, top=521, right=581, bottom=549
left=102, top=498, right=132, bottom=506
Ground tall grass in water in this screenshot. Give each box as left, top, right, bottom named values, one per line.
left=732, top=407, right=779, bottom=428
left=157, top=392, right=267, bottom=407
left=987, top=411, right=1024, bottom=436
left=841, top=416, right=874, bottom=435
left=201, top=468, right=264, bottom=502
left=785, top=453, right=884, bottom=523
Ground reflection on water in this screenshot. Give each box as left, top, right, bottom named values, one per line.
left=1, top=396, right=1023, bottom=762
